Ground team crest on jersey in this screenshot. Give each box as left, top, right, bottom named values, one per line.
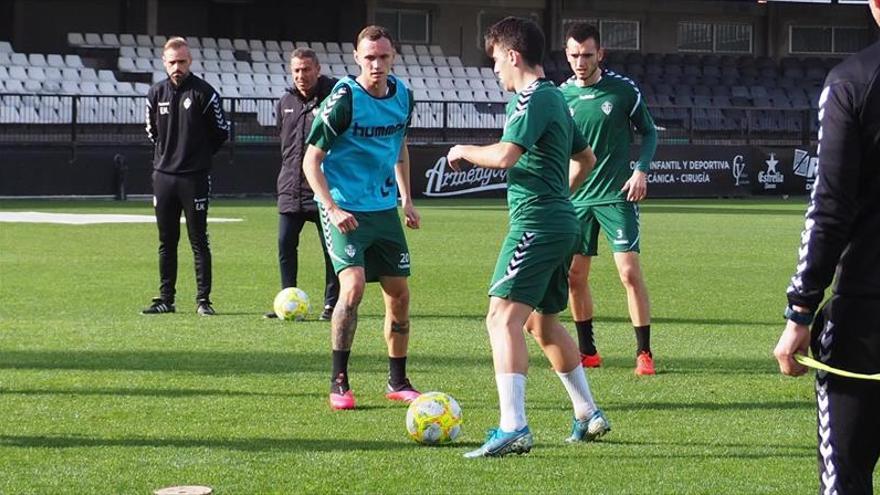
left=344, top=244, right=356, bottom=258
left=183, top=97, right=192, bottom=110
left=601, top=101, right=613, bottom=115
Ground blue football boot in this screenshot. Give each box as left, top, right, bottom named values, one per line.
left=566, top=409, right=611, bottom=443
left=463, top=426, right=533, bottom=458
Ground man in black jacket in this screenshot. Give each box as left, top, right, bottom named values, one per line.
left=265, top=48, right=339, bottom=320
left=143, top=37, right=229, bottom=316
left=774, top=2, right=880, bottom=493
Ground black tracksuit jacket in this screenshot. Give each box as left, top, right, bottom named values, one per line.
left=146, top=73, right=229, bottom=173
left=786, top=40, right=880, bottom=369
left=275, top=75, right=337, bottom=213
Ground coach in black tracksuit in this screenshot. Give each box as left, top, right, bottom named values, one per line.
left=774, top=4, right=880, bottom=493
left=144, top=37, right=229, bottom=316
left=266, top=48, right=339, bottom=320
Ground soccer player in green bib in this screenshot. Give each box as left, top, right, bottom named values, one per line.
left=303, top=25, right=422, bottom=411
left=446, top=16, right=609, bottom=458
left=559, top=23, right=659, bottom=375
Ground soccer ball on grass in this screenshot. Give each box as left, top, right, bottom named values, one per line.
left=406, top=392, right=462, bottom=445
left=273, top=287, right=310, bottom=321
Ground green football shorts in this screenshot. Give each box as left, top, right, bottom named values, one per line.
left=319, top=206, right=410, bottom=282
left=574, top=201, right=641, bottom=256
left=487, top=230, right=578, bottom=314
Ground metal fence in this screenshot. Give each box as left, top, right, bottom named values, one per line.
left=0, top=93, right=817, bottom=150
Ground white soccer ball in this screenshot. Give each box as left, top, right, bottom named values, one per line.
left=406, top=391, right=462, bottom=445
left=273, top=287, right=310, bottom=321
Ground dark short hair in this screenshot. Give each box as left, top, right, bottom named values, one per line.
left=565, top=22, right=601, bottom=47
left=484, top=16, right=544, bottom=67
left=290, top=48, right=319, bottom=64
left=356, top=25, right=395, bottom=48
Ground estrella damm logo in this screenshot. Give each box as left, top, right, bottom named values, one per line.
left=351, top=122, right=406, bottom=138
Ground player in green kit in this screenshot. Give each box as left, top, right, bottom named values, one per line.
left=303, top=25, right=422, bottom=411
left=446, top=16, right=609, bottom=458
left=559, top=23, right=659, bottom=375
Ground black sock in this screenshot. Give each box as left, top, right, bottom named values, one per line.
left=388, top=356, right=407, bottom=387
left=635, top=325, right=651, bottom=355
left=331, top=350, right=351, bottom=389
left=575, top=319, right=596, bottom=355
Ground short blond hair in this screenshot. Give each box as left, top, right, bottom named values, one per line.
left=163, top=37, right=189, bottom=52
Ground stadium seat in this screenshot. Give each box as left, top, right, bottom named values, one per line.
left=217, top=38, right=233, bottom=50
left=135, top=58, right=152, bottom=71
left=102, top=33, right=120, bottom=47
left=219, top=49, right=235, bottom=61
left=402, top=54, right=419, bottom=66
left=269, top=74, right=286, bottom=86
left=310, top=42, right=326, bottom=53
left=233, top=38, right=249, bottom=51
left=151, top=35, right=165, bottom=47
left=28, top=53, right=47, bottom=67
left=9, top=66, right=27, bottom=80
left=203, top=60, right=220, bottom=73
left=439, top=78, right=454, bottom=90
left=79, top=81, right=99, bottom=95
left=267, top=51, right=283, bottom=63
left=253, top=73, right=270, bottom=86
left=265, top=40, right=281, bottom=52
left=202, top=48, right=219, bottom=60
left=67, top=32, right=84, bottom=47
left=97, top=70, right=116, bottom=82
left=84, top=33, right=102, bottom=46
left=341, top=42, right=354, bottom=53
left=446, top=56, right=462, bottom=67
left=408, top=66, right=423, bottom=77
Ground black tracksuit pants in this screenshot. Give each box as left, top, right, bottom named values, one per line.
left=811, top=296, right=880, bottom=495
left=278, top=211, right=339, bottom=308
left=153, top=170, right=212, bottom=304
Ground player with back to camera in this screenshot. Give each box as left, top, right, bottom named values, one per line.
left=302, top=25, right=422, bottom=411
left=264, top=48, right=340, bottom=321
left=774, top=1, right=880, bottom=493
left=559, top=22, right=659, bottom=375
left=143, top=37, right=229, bottom=316
left=446, top=16, right=610, bottom=458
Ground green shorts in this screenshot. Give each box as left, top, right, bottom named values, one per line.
left=488, top=231, right=578, bottom=314
left=319, top=206, right=410, bottom=282
left=574, top=202, right=641, bottom=256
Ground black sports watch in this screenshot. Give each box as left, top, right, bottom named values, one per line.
left=784, top=305, right=814, bottom=326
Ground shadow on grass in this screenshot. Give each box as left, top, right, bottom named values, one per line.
left=639, top=205, right=805, bottom=216
left=602, top=399, right=812, bottom=412
left=0, top=350, right=486, bottom=375
left=411, top=314, right=778, bottom=326
left=0, top=387, right=308, bottom=399
left=0, top=434, right=409, bottom=452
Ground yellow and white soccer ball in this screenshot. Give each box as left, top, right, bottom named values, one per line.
left=273, top=287, right=310, bottom=321
left=405, top=391, right=462, bottom=445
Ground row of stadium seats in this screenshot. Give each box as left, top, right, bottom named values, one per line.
left=68, top=32, right=446, bottom=58
left=0, top=51, right=84, bottom=69
left=2, top=65, right=118, bottom=83
left=1, top=79, right=148, bottom=96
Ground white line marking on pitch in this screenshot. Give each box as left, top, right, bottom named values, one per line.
left=0, top=212, right=243, bottom=225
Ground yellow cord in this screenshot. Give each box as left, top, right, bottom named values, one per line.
left=794, top=354, right=880, bottom=381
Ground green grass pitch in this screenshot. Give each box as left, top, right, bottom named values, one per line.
left=1, top=198, right=866, bottom=494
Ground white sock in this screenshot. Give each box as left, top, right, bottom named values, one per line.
left=556, top=365, right=597, bottom=421
left=495, top=373, right=527, bottom=432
